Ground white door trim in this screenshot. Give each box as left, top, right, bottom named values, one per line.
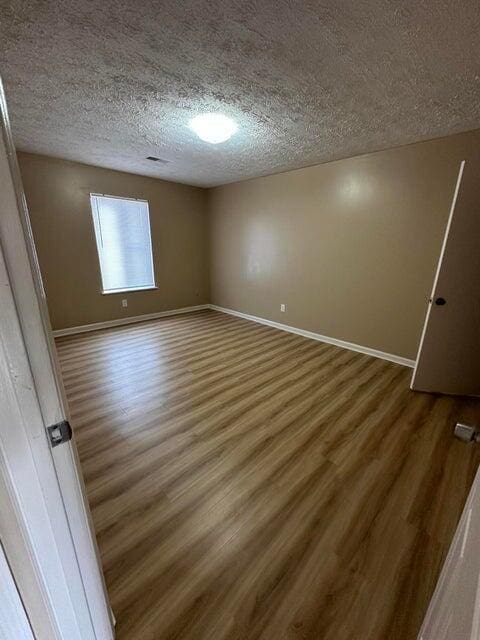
left=0, top=78, right=113, bottom=639
left=0, top=236, right=87, bottom=639
left=0, top=542, right=34, bottom=640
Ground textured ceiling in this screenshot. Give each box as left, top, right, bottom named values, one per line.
left=1, top=1, right=479, bottom=187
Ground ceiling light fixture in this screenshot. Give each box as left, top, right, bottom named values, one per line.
left=189, top=113, right=237, bottom=144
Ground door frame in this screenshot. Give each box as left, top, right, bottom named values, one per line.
left=0, top=79, right=113, bottom=639
left=0, top=541, right=34, bottom=639
left=0, top=208, right=88, bottom=639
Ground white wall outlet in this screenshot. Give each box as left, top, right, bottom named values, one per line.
left=122, top=299, right=128, bottom=308
left=280, top=304, right=286, bottom=312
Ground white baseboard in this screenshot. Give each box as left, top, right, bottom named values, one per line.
left=208, top=304, right=415, bottom=368
left=53, top=302, right=416, bottom=368
left=52, top=305, right=210, bottom=337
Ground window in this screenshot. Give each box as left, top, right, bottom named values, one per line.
left=90, top=194, right=156, bottom=294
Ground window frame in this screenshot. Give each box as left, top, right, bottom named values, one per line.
left=90, top=192, right=157, bottom=295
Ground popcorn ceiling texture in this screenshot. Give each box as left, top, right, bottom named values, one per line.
left=1, top=0, right=479, bottom=187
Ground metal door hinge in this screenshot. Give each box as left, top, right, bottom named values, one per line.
left=47, top=420, right=72, bottom=448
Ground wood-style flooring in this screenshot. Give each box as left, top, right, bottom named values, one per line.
left=56, top=310, right=480, bottom=640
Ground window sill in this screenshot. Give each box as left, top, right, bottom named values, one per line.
left=101, top=286, right=158, bottom=295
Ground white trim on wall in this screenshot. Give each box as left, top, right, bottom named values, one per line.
left=209, top=304, right=416, bottom=368
left=52, top=305, right=210, bottom=337
left=52, top=303, right=415, bottom=368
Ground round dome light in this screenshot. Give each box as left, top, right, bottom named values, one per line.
left=189, top=113, right=237, bottom=144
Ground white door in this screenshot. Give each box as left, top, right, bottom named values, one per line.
left=412, top=153, right=480, bottom=396
left=418, top=467, right=480, bottom=639
left=0, top=80, right=113, bottom=639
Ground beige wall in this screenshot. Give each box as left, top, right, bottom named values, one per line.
left=18, top=153, right=209, bottom=330
left=19, top=130, right=479, bottom=353
left=208, top=130, right=480, bottom=360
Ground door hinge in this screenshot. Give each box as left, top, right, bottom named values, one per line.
left=47, top=420, right=72, bottom=448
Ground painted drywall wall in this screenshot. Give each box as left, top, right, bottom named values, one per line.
left=208, top=130, right=480, bottom=360
left=18, top=152, right=209, bottom=330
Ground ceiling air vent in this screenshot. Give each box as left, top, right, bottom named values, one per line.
left=146, top=156, right=169, bottom=163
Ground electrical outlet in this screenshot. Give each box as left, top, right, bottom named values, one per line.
left=280, top=304, right=286, bottom=312
left=122, top=299, right=128, bottom=308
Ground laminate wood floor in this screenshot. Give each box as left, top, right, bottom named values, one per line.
left=56, top=310, right=480, bottom=640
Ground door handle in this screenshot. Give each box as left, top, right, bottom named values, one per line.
left=435, top=297, right=446, bottom=306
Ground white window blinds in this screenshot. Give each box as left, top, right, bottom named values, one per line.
left=90, top=194, right=155, bottom=293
